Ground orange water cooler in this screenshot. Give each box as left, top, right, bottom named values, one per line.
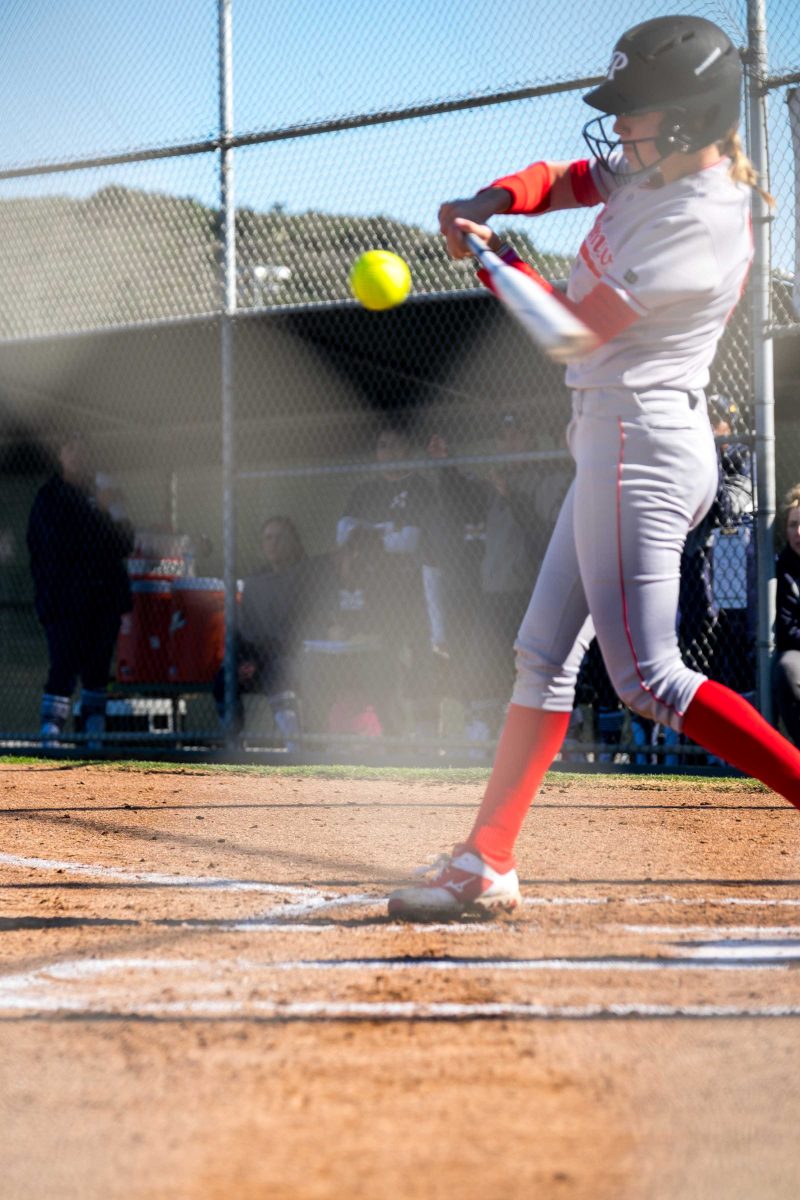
left=168, top=578, right=225, bottom=684
left=116, top=579, right=174, bottom=683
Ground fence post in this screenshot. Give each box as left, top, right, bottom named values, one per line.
left=747, top=0, right=777, bottom=721
left=218, top=0, right=238, bottom=742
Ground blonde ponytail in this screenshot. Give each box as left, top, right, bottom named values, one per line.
left=721, top=130, right=775, bottom=208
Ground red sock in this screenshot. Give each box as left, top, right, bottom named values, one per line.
left=683, top=679, right=800, bottom=806
left=466, top=704, right=570, bottom=871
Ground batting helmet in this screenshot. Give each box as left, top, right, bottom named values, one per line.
left=583, top=16, right=742, bottom=175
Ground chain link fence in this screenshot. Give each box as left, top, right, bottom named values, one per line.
left=0, top=0, right=797, bottom=762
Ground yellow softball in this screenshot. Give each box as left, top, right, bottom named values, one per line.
left=349, top=250, right=412, bottom=311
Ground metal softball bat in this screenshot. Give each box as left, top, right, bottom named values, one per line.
left=464, top=232, right=596, bottom=364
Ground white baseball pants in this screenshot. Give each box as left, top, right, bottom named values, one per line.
left=512, top=387, right=719, bottom=732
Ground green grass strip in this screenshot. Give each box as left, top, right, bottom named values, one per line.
left=0, top=754, right=768, bottom=790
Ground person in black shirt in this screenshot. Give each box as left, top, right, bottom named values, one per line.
left=27, top=433, right=134, bottom=746
left=299, top=525, right=398, bottom=738
left=773, top=484, right=800, bottom=746
left=213, top=514, right=307, bottom=744
left=337, top=424, right=443, bottom=740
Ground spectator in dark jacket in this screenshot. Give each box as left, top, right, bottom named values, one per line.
left=213, top=514, right=307, bottom=744
left=27, top=433, right=134, bottom=746
left=337, top=424, right=444, bottom=739
left=678, top=402, right=756, bottom=682
left=475, top=412, right=569, bottom=743
left=428, top=412, right=560, bottom=752
left=299, top=525, right=398, bottom=737
left=773, top=483, right=800, bottom=746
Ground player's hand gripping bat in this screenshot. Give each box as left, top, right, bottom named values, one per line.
left=464, top=232, right=597, bottom=364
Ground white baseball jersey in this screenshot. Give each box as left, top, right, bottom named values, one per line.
left=504, top=153, right=755, bottom=731
left=565, top=154, right=753, bottom=392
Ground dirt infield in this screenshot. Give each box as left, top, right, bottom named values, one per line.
left=1, top=761, right=800, bottom=1199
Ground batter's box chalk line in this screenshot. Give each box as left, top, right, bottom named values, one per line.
left=5, top=853, right=800, bottom=927
left=0, top=852, right=381, bottom=917
left=3, top=954, right=800, bottom=1021
left=0, top=852, right=495, bottom=926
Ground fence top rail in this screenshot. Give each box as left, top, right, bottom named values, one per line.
left=767, top=71, right=800, bottom=91
left=0, top=76, right=603, bottom=183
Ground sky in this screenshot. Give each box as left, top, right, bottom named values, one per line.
left=0, top=0, right=796, bottom=267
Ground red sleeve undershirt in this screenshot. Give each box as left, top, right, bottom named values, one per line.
left=486, top=158, right=603, bottom=214
left=476, top=160, right=632, bottom=345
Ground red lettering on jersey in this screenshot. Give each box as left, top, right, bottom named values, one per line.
left=579, top=213, right=614, bottom=278
left=579, top=242, right=602, bottom=279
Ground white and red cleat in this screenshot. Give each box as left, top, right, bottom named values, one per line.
left=387, top=850, right=521, bottom=921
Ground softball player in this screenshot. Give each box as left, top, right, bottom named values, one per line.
left=389, top=15, right=800, bottom=920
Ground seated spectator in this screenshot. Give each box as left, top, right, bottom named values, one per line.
left=578, top=638, right=626, bottom=764
left=27, top=432, right=134, bottom=747
left=705, top=441, right=756, bottom=696
left=675, top=399, right=756, bottom=763
left=427, top=414, right=572, bottom=758
left=773, top=485, right=800, bottom=746
left=466, top=412, right=546, bottom=751
left=337, top=424, right=444, bottom=741
left=680, top=401, right=752, bottom=647
left=213, top=515, right=306, bottom=745
left=575, top=639, right=660, bottom=765
left=425, top=429, right=491, bottom=747
left=706, top=399, right=757, bottom=700
left=299, top=526, right=396, bottom=739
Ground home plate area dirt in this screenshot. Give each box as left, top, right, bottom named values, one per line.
left=1, top=761, right=800, bottom=1199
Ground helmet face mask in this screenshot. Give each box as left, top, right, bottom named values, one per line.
left=582, top=16, right=742, bottom=178
left=583, top=107, right=698, bottom=177
left=582, top=112, right=674, bottom=177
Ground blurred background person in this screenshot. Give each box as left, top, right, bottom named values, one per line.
left=427, top=412, right=555, bottom=756
left=704, top=440, right=756, bottom=698
left=470, top=411, right=543, bottom=748
left=425, top=428, right=490, bottom=752
left=705, top=397, right=756, bottom=702
left=299, top=525, right=396, bottom=741
left=674, top=398, right=756, bottom=763
left=27, top=432, right=134, bottom=747
left=337, top=423, right=443, bottom=742
left=773, top=484, right=800, bottom=747
left=579, top=638, right=624, bottom=764
left=214, top=514, right=306, bottom=747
